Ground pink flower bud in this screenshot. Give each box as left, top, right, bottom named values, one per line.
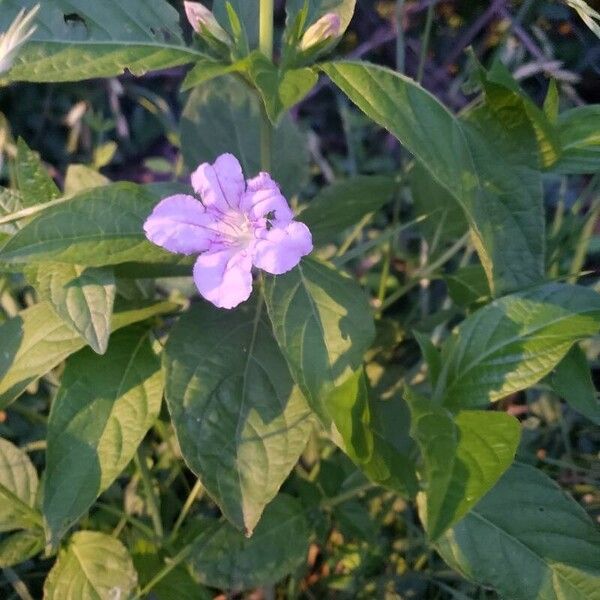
left=300, top=13, right=342, bottom=51
left=184, top=1, right=230, bottom=45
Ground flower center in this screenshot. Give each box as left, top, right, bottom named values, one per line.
left=217, top=210, right=255, bottom=248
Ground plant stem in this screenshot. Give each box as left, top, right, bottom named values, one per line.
left=417, top=2, right=435, bottom=84
left=259, top=0, right=274, bottom=172
left=168, top=478, right=204, bottom=544
left=0, top=194, right=72, bottom=226
left=320, top=482, right=377, bottom=510
left=134, top=447, right=164, bottom=540
left=2, top=568, right=34, bottom=600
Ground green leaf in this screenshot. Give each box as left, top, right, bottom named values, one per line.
left=164, top=302, right=314, bottom=535
left=299, top=175, right=396, bottom=246
left=181, top=57, right=246, bottom=91
left=406, top=389, right=520, bottom=541
left=0, top=529, right=44, bottom=568
left=413, top=330, right=441, bottom=387
left=0, top=438, right=40, bottom=532
left=2, top=0, right=204, bottom=82
left=0, top=187, right=23, bottom=236
left=551, top=345, right=600, bottom=425
left=245, top=52, right=318, bottom=123
left=44, top=531, right=138, bottom=600
left=26, top=263, right=116, bottom=354
left=264, top=258, right=375, bottom=423
left=44, top=326, right=163, bottom=544
left=64, top=164, right=110, bottom=195
left=0, top=298, right=177, bottom=409
left=444, top=264, right=489, bottom=307
left=0, top=183, right=178, bottom=266
left=187, top=495, right=311, bottom=591
left=328, top=369, right=418, bottom=496
left=435, top=463, right=600, bottom=600
left=552, top=106, right=600, bottom=174
left=409, top=161, right=468, bottom=246
left=321, top=61, right=545, bottom=296
left=181, top=75, right=309, bottom=198
left=15, top=138, right=60, bottom=207
left=213, top=0, right=259, bottom=49
left=435, top=283, right=600, bottom=409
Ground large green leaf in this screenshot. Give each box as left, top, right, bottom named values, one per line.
left=434, top=283, right=600, bottom=409
left=0, top=183, right=178, bottom=266
left=328, top=369, right=418, bottom=497
left=44, top=327, right=163, bottom=544
left=44, top=531, right=138, bottom=600
left=26, top=263, right=116, bottom=354
left=2, top=0, right=204, bottom=82
left=15, top=138, right=60, bottom=207
left=406, top=389, right=520, bottom=541
left=322, top=61, right=545, bottom=296
left=0, top=438, right=40, bottom=532
left=180, top=75, right=309, bottom=197
left=187, top=495, right=311, bottom=591
left=435, top=463, right=600, bottom=600
left=299, top=175, right=396, bottom=246
left=164, top=301, right=314, bottom=535
left=0, top=298, right=177, bottom=409
left=264, top=258, right=375, bottom=423
left=551, top=345, right=600, bottom=425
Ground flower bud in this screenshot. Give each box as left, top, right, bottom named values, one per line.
left=299, top=13, right=341, bottom=51
left=0, top=5, right=39, bottom=76
left=184, top=1, right=230, bottom=45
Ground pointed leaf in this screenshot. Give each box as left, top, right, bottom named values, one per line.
left=164, top=302, right=315, bottom=535
left=44, top=327, right=163, bottom=544
left=435, top=463, right=600, bottom=600
left=64, top=164, right=110, bottom=195
left=26, top=263, right=116, bottom=354
left=44, top=531, right=138, bottom=600
left=322, top=61, right=544, bottom=296
left=264, top=258, right=375, bottom=423
left=406, top=389, right=520, bottom=541
left=435, top=283, right=600, bottom=409
left=0, top=529, right=44, bottom=568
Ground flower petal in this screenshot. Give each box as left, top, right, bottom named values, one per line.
left=193, top=248, right=254, bottom=309
left=191, top=153, right=245, bottom=213
left=241, top=172, right=293, bottom=224
left=252, top=221, right=313, bottom=275
left=143, top=194, right=217, bottom=255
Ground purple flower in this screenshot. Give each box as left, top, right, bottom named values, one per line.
left=144, top=154, right=313, bottom=309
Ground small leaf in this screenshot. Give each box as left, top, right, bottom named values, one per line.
left=213, top=0, right=259, bottom=48
left=0, top=529, right=44, bottom=568
left=435, top=283, right=600, bottom=409
left=15, top=138, right=60, bottom=207
left=26, top=263, right=116, bottom=354
left=187, top=495, right=311, bottom=591
left=44, top=531, right=138, bottom=600
left=299, top=175, right=396, bottom=246
left=553, top=106, right=600, bottom=174
left=264, top=258, right=375, bottom=423
left=181, top=75, right=309, bottom=197
left=434, top=463, right=600, bottom=600
left=328, top=369, right=418, bottom=496
left=164, top=301, right=314, bottom=535
left=0, top=298, right=177, bottom=409
left=444, top=264, right=489, bottom=307
left=64, top=164, right=110, bottom=194
left=406, top=389, right=520, bottom=541
left=44, top=326, right=163, bottom=544
left=551, top=345, right=600, bottom=424
left=0, top=438, right=40, bottom=532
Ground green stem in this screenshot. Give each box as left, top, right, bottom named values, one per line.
left=168, top=478, right=204, bottom=544
left=417, top=3, right=435, bottom=84
left=96, top=502, right=156, bottom=540
left=259, top=0, right=274, bottom=172
left=320, top=483, right=377, bottom=510
left=135, top=447, right=164, bottom=540
left=2, top=568, right=34, bottom=600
